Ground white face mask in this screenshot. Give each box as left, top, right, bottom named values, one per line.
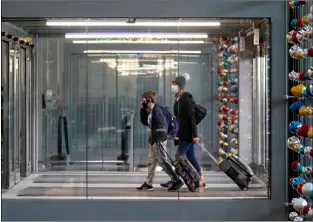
left=171, top=85, right=179, bottom=93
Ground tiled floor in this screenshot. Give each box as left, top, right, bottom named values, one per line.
left=2, top=171, right=268, bottom=199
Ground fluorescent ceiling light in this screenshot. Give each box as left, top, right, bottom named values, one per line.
left=66, top=33, right=208, bottom=39
left=73, top=40, right=208, bottom=44
left=47, top=20, right=220, bottom=27
left=84, top=50, right=201, bottom=54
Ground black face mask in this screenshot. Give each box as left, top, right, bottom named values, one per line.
left=142, top=102, right=148, bottom=109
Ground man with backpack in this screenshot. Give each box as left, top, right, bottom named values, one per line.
left=136, top=91, right=183, bottom=191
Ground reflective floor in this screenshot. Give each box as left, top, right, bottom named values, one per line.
left=2, top=171, right=267, bottom=199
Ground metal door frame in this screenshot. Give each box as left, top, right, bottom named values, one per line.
left=1, top=39, right=15, bottom=189
left=12, top=42, right=21, bottom=184
left=2, top=36, right=34, bottom=186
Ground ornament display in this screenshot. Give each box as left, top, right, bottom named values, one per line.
left=291, top=161, right=313, bottom=179
left=288, top=6, right=313, bottom=219
left=289, top=0, right=307, bottom=9
left=290, top=84, right=313, bottom=98
left=288, top=121, right=313, bottom=138
left=288, top=69, right=313, bottom=81
left=289, top=101, right=313, bottom=116
left=290, top=16, right=309, bottom=28
left=217, top=36, right=239, bottom=158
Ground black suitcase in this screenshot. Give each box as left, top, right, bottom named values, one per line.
left=159, top=143, right=201, bottom=192
left=218, top=155, right=254, bottom=191
left=197, top=142, right=254, bottom=191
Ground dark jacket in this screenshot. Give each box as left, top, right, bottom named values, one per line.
left=140, top=103, right=167, bottom=143
left=173, top=92, right=198, bottom=143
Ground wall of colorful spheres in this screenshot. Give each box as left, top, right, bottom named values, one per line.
left=216, top=37, right=239, bottom=162
left=287, top=0, right=313, bottom=220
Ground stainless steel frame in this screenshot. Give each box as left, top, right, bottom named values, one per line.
left=1, top=36, right=35, bottom=188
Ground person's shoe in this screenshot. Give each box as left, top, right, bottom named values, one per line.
left=160, top=181, right=172, bottom=188
left=136, top=182, right=153, bottom=191
left=167, top=180, right=184, bottom=191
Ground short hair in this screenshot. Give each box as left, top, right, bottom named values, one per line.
left=142, top=90, right=157, bottom=103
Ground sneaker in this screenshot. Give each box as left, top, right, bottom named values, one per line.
left=167, top=180, right=184, bottom=191
left=136, top=182, right=153, bottom=191
left=160, top=181, right=172, bottom=188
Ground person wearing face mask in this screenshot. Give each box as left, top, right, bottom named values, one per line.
left=137, top=91, right=182, bottom=191
left=169, top=74, right=206, bottom=190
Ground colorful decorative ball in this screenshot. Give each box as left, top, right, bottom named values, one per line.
left=291, top=84, right=306, bottom=98
left=289, top=121, right=302, bottom=134
left=290, top=177, right=295, bottom=185
left=292, top=177, right=305, bottom=189
left=293, top=143, right=302, bottom=152
left=289, top=212, right=298, bottom=221
left=302, top=205, right=311, bottom=215
left=301, top=182, right=313, bottom=197
left=298, top=106, right=312, bottom=116
left=299, top=145, right=306, bottom=155
left=297, top=182, right=306, bottom=194
left=289, top=101, right=305, bottom=113
left=292, top=197, right=308, bottom=212
left=296, top=124, right=312, bottom=137
left=291, top=19, right=298, bottom=28
left=304, top=146, right=311, bottom=156
left=287, top=136, right=301, bottom=149
left=292, top=161, right=301, bottom=170
left=296, top=165, right=305, bottom=174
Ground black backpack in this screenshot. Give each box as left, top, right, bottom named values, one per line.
left=186, top=93, right=207, bottom=125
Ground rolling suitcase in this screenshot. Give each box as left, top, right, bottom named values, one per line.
left=158, top=143, right=201, bottom=192
left=197, top=142, right=254, bottom=191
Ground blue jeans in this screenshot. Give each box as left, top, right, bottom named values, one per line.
left=177, top=142, right=202, bottom=175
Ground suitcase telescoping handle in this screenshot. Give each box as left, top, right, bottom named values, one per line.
left=196, top=141, right=219, bottom=165
left=157, top=142, right=175, bottom=165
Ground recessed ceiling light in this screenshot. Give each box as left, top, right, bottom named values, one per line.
left=47, top=20, right=220, bottom=27
left=73, top=40, right=209, bottom=44
left=84, top=50, right=202, bottom=54
left=66, top=32, right=208, bottom=39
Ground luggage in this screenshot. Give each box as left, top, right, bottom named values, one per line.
left=159, top=143, right=201, bottom=192
left=197, top=142, right=254, bottom=191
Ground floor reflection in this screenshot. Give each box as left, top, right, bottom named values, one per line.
left=2, top=172, right=267, bottom=199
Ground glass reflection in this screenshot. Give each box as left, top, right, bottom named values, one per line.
left=1, top=18, right=270, bottom=200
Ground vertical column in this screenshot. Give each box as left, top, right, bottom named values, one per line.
left=287, top=1, right=313, bottom=220
left=217, top=37, right=239, bottom=162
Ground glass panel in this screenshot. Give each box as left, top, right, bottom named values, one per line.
left=36, top=26, right=89, bottom=198
left=2, top=18, right=270, bottom=200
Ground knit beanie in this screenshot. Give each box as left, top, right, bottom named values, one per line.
left=172, top=73, right=190, bottom=90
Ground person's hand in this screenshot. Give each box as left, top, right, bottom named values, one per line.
left=140, top=102, right=143, bottom=109
left=193, top=137, right=200, bottom=143
left=174, top=137, right=179, bottom=140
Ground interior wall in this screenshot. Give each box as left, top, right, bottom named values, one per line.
left=2, top=0, right=288, bottom=221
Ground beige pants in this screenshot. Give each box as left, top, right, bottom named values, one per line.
left=145, top=141, right=178, bottom=185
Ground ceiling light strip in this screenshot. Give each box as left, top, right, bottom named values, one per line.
left=73, top=40, right=208, bottom=44
left=66, top=33, right=208, bottom=39
left=47, top=20, right=220, bottom=27
left=84, top=50, right=201, bottom=54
